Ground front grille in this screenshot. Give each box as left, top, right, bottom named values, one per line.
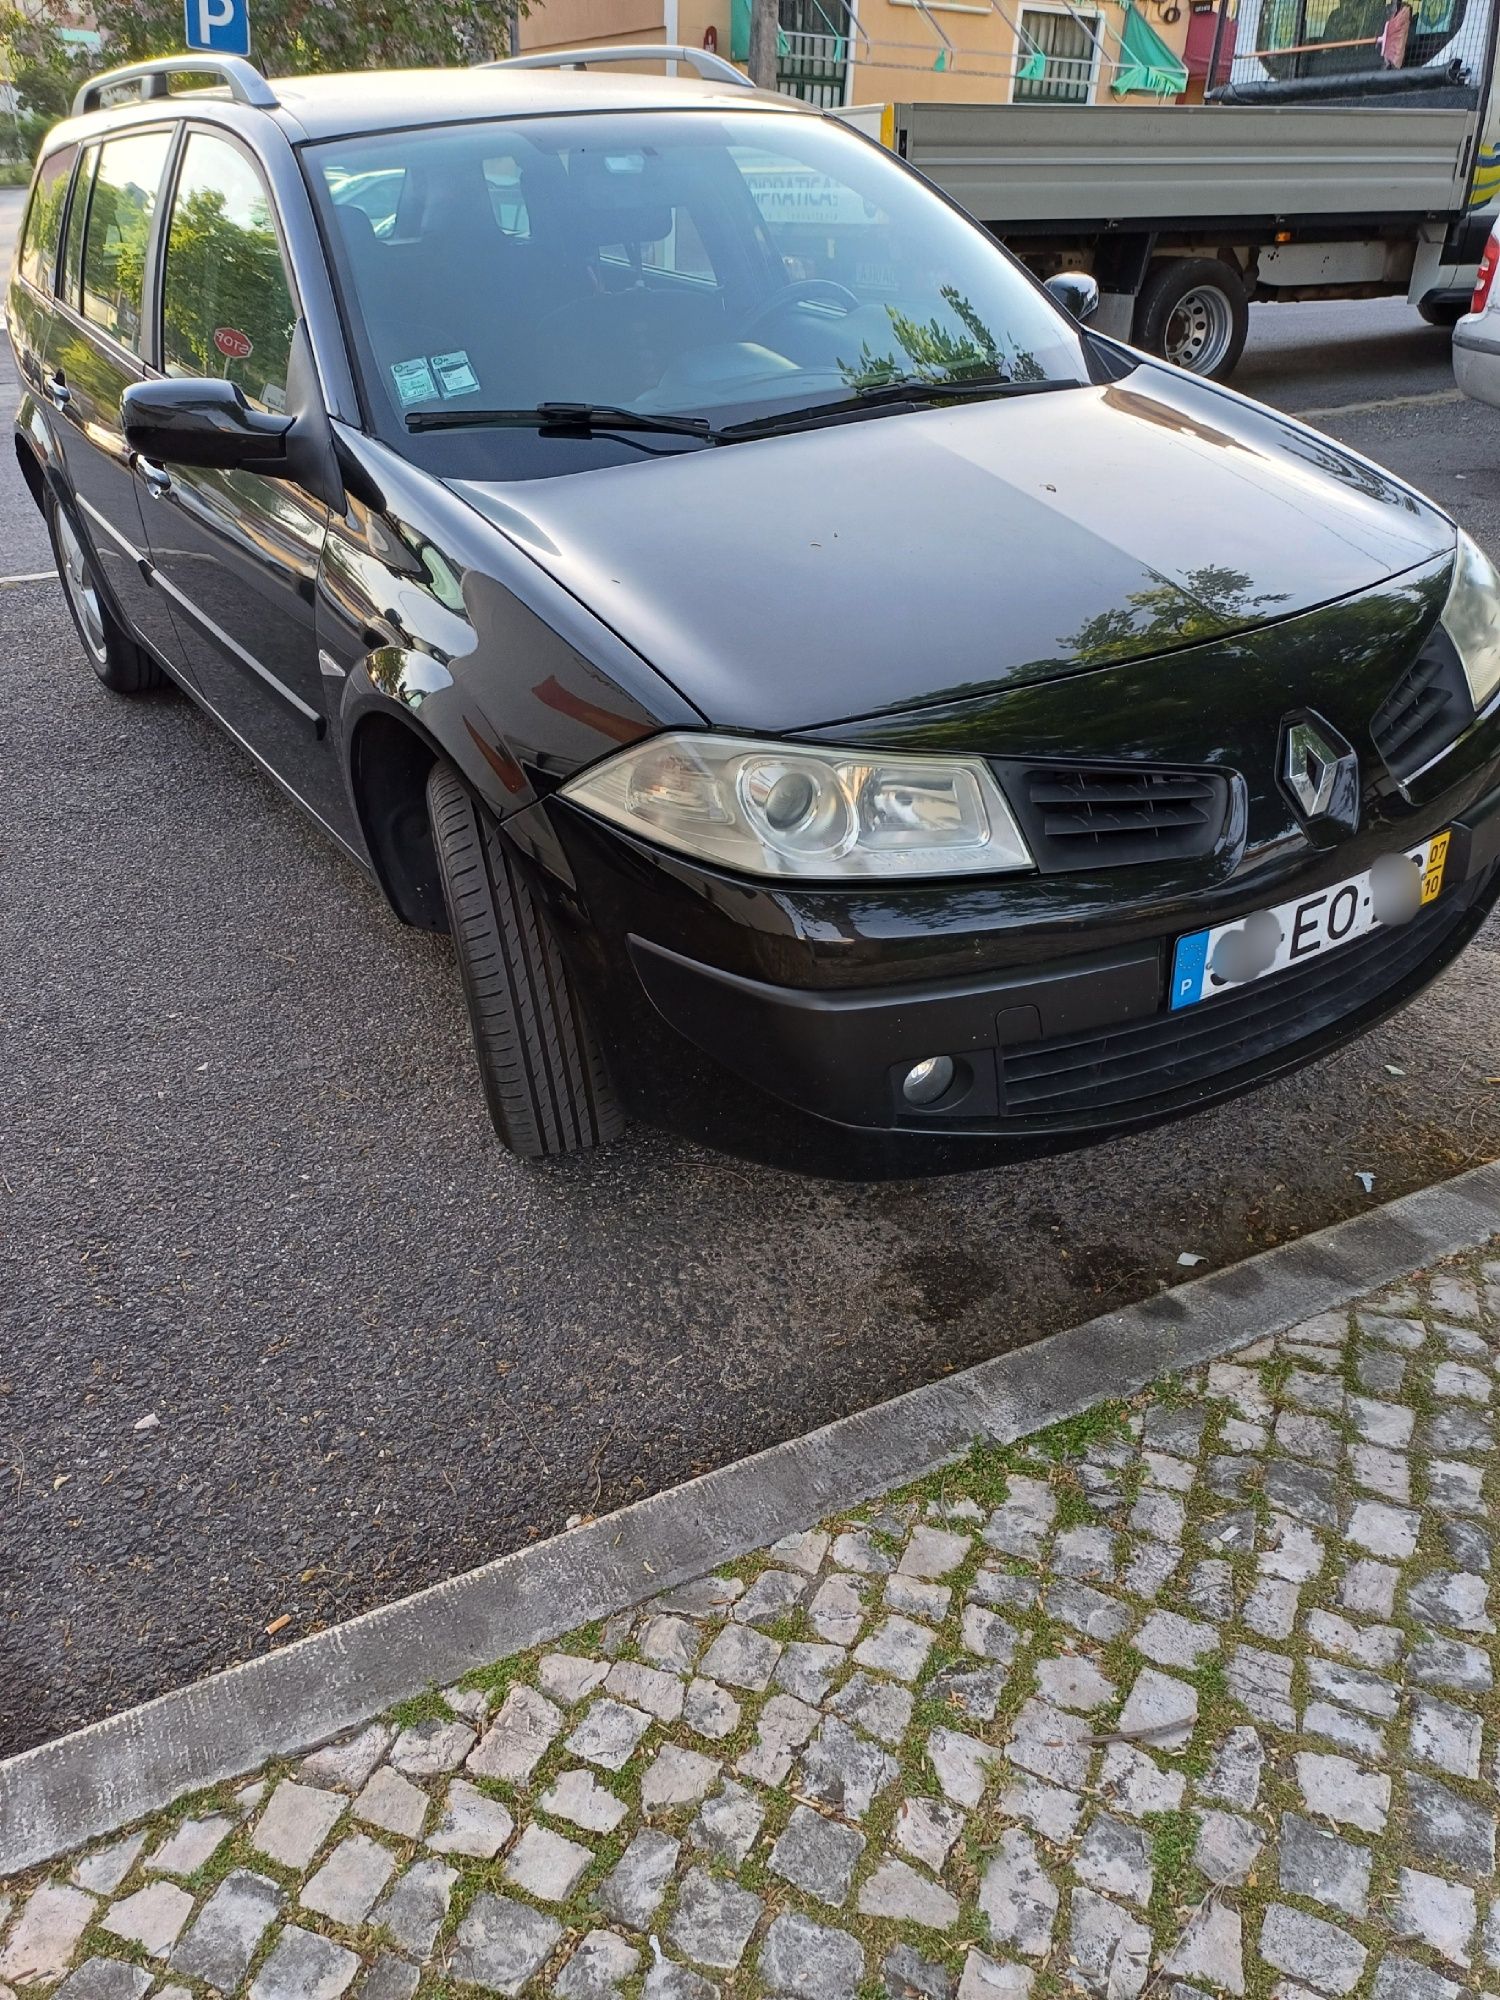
left=1372, top=631, right=1474, bottom=781
left=997, top=761, right=1232, bottom=871
left=999, top=866, right=1487, bottom=1122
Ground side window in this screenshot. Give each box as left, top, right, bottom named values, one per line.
left=327, top=164, right=405, bottom=238
left=161, top=132, right=298, bottom=414
left=80, top=129, right=173, bottom=352
left=597, top=205, right=719, bottom=282
left=61, top=147, right=98, bottom=310
left=18, top=145, right=76, bottom=292
left=483, top=156, right=529, bottom=238
left=731, top=145, right=899, bottom=297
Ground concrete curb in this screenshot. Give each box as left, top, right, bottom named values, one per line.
left=5, top=1159, right=1499, bottom=1878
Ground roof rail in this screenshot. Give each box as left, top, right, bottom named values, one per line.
left=72, top=53, right=277, bottom=117
left=487, top=43, right=754, bottom=88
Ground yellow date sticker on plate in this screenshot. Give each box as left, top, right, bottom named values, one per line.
left=1422, top=830, right=1451, bottom=906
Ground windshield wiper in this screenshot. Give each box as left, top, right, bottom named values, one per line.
left=719, top=374, right=1082, bottom=441
left=406, top=401, right=720, bottom=440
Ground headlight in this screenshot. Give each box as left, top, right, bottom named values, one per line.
left=560, top=732, right=1034, bottom=880
left=1441, top=531, right=1500, bottom=710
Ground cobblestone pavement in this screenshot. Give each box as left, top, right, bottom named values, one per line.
left=5, top=1248, right=1500, bottom=2000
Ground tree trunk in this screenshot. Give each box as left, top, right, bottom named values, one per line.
left=747, top=0, right=779, bottom=87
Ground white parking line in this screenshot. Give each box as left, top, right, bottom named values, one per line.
left=1291, top=387, right=1465, bottom=420
left=0, top=568, right=56, bottom=586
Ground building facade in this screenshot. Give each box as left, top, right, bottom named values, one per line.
left=517, top=0, right=1200, bottom=108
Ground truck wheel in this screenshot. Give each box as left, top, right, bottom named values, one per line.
left=1134, top=258, right=1249, bottom=380
left=426, top=760, right=624, bottom=1159
left=47, top=491, right=165, bottom=694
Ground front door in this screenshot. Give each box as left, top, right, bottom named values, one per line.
left=139, top=126, right=340, bottom=826
left=42, top=128, right=185, bottom=671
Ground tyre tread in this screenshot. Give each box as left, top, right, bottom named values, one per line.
left=426, top=762, right=623, bottom=1157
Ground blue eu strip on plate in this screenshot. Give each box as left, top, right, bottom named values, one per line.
left=1170, top=928, right=1211, bottom=1012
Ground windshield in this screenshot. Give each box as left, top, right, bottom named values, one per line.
left=307, top=108, right=1090, bottom=467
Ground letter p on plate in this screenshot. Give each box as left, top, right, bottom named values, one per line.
left=185, top=0, right=250, bottom=55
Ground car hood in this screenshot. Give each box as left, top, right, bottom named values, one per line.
left=448, top=362, right=1454, bottom=734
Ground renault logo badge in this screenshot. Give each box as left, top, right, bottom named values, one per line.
left=1279, top=711, right=1360, bottom=840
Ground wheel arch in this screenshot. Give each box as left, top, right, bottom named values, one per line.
left=15, top=393, right=68, bottom=517
left=14, top=430, right=47, bottom=517
left=346, top=704, right=449, bottom=932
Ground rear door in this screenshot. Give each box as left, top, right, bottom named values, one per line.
left=7, top=142, right=76, bottom=408
left=42, top=126, right=184, bottom=668
left=139, top=125, right=339, bottom=820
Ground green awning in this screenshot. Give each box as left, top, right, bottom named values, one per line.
left=730, top=0, right=796, bottom=62
left=1112, top=3, right=1188, bottom=95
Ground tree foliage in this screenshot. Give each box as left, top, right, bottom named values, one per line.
left=3, top=0, right=527, bottom=158
left=1, top=0, right=86, bottom=159
left=89, top=0, right=525, bottom=74
left=838, top=286, right=1045, bottom=389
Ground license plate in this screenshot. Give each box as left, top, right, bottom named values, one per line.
left=1170, top=831, right=1451, bottom=1011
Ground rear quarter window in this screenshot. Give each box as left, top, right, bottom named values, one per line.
left=17, top=146, right=76, bottom=293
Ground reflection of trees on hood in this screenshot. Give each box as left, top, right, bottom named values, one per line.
left=164, top=188, right=294, bottom=399
left=837, top=287, right=1045, bottom=389
left=1274, top=426, right=1422, bottom=514
left=1061, top=564, right=1292, bottom=666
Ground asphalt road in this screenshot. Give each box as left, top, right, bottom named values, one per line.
left=5, top=185, right=1500, bottom=1755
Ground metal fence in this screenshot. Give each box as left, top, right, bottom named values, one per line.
left=1225, top=0, right=1495, bottom=90
left=777, top=26, right=851, bottom=103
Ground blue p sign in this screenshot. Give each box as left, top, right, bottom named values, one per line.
left=184, top=0, right=250, bottom=55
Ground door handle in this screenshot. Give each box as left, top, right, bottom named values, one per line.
left=136, top=456, right=172, bottom=499
left=44, top=371, right=71, bottom=410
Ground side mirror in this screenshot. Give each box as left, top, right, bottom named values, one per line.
left=121, top=376, right=293, bottom=472
left=1045, top=272, right=1100, bottom=325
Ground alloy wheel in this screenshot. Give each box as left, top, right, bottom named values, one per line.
left=55, top=506, right=108, bottom=665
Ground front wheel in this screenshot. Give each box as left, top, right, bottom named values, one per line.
left=45, top=491, right=165, bottom=694
left=1133, top=258, right=1249, bottom=380
left=426, top=761, right=624, bottom=1159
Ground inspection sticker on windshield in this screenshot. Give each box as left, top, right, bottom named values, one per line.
left=1170, top=830, right=1451, bottom=1011
left=390, top=355, right=439, bottom=407
left=431, top=350, right=480, bottom=399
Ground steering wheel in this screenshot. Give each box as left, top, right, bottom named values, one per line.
left=739, top=279, right=861, bottom=343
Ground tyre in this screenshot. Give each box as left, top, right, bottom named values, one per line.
left=1133, top=258, right=1249, bottom=380
left=426, top=760, right=624, bottom=1158
left=45, top=489, right=165, bottom=694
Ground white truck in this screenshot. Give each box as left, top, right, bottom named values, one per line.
left=841, top=0, right=1500, bottom=377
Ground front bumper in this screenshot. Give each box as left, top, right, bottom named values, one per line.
left=543, top=777, right=1500, bottom=1149
left=630, top=838, right=1499, bottom=1136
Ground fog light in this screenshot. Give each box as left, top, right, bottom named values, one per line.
left=902, top=1055, right=955, bottom=1106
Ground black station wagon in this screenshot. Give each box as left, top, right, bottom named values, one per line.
left=10, top=47, right=1500, bottom=1169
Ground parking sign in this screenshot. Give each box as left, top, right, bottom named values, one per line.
left=184, top=0, right=250, bottom=56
